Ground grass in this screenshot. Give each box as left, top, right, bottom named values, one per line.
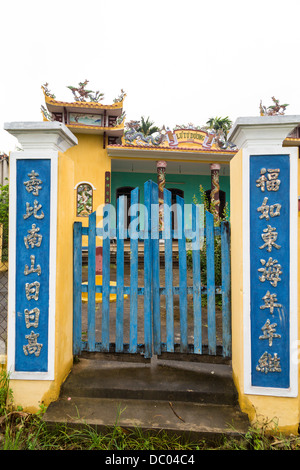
left=0, top=411, right=208, bottom=451
left=1, top=411, right=300, bottom=451
left=1, top=367, right=300, bottom=451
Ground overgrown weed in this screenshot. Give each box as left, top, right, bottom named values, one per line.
left=0, top=368, right=12, bottom=414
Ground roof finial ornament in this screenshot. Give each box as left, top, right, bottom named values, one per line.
left=113, top=89, right=126, bottom=103
left=41, top=83, right=56, bottom=99
left=67, top=80, right=104, bottom=102
left=260, top=97, right=289, bottom=116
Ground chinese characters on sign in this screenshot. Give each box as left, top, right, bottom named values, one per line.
left=23, top=171, right=44, bottom=357
left=250, top=156, right=290, bottom=389
left=15, top=160, right=51, bottom=372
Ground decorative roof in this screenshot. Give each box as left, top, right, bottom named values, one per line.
left=283, top=137, right=300, bottom=147
left=108, top=143, right=236, bottom=154
left=118, top=121, right=238, bottom=155
left=106, top=140, right=237, bottom=164
left=41, top=82, right=126, bottom=136
left=42, top=82, right=125, bottom=114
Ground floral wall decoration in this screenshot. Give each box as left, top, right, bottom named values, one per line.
left=76, top=183, right=93, bottom=217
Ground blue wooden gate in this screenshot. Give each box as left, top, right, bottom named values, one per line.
left=73, top=180, right=231, bottom=361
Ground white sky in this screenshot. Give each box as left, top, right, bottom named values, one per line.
left=1, top=0, right=300, bottom=153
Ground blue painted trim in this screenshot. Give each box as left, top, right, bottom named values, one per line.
left=116, top=196, right=125, bottom=352
left=151, top=182, right=161, bottom=355
left=192, top=203, right=202, bottom=354
left=177, top=195, right=188, bottom=353
left=221, top=221, right=231, bottom=357
left=143, top=181, right=152, bottom=358
left=73, top=222, right=82, bottom=355
left=15, top=159, right=51, bottom=372
left=249, top=155, right=290, bottom=388
left=102, top=204, right=111, bottom=351
left=206, top=211, right=216, bottom=355
left=163, top=188, right=174, bottom=352
left=87, top=211, right=96, bottom=351
left=129, top=187, right=139, bottom=353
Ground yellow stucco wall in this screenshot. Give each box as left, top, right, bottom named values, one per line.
left=298, top=155, right=300, bottom=426
left=230, top=149, right=300, bottom=434
left=230, top=149, right=244, bottom=395
left=53, top=151, right=75, bottom=394
left=65, top=133, right=111, bottom=225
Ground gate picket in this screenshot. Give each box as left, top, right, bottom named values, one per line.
left=87, top=211, right=96, bottom=352
left=177, top=195, right=188, bottom=353
left=192, top=203, right=202, bottom=354
left=163, top=188, right=174, bottom=352
left=102, top=204, right=111, bottom=352
left=129, top=187, right=139, bottom=353
left=143, top=181, right=152, bottom=359
left=73, top=179, right=231, bottom=361
left=151, top=182, right=161, bottom=355
left=73, top=221, right=82, bottom=356
left=206, top=210, right=216, bottom=355
left=221, top=221, right=231, bottom=357
left=116, top=196, right=125, bottom=352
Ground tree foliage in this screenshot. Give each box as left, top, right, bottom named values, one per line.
left=206, top=116, right=232, bottom=139
left=137, top=116, right=160, bottom=136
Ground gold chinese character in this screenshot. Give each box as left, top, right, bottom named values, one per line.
left=259, top=225, right=281, bottom=252
left=24, top=255, right=41, bottom=276
left=260, top=291, right=282, bottom=314
left=258, top=257, right=282, bottom=287
left=256, top=351, right=281, bottom=373
left=25, top=281, right=40, bottom=301
left=23, top=331, right=43, bottom=357
left=257, top=197, right=281, bottom=220
left=23, top=200, right=44, bottom=220
left=23, top=170, right=42, bottom=196
left=259, top=319, right=281, bottom=346
left=24, top=224, right=43, bottom=249
left=256, top=168, right=281, bottom=192
left=24, top=307, right=40, bottom=328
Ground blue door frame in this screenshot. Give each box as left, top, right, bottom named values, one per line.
left=73, top=180, right=231, bottom=361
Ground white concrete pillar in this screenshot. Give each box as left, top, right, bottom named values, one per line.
left=4, top=122, right=77, bottom=383
left=229, top=115, right=300, bottom=431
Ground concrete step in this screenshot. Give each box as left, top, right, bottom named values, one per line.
left=59, top=357, right=238, bottom=405
left=43, top=357, right=250, bottom=441
left=43, top=396, right=250, bottom=441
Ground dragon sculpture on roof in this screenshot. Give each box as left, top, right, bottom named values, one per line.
left=113, top=89, right=127, bottom=103
left=42, top=83, right=56, bottom=99
left=124, top=120, right=166, bottom=146
left=67, top=80, right=105, bottom=102
left=260, top=96, right=289, bottom=116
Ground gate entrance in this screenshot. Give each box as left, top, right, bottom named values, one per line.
left=73, top=180, right=231, bottom=362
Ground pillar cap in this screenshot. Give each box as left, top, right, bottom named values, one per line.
left=4, top=121, right=78, bottom=152
left=228, top=115, right=300, bottom=148
left=210, top=163, right=221, bottom=170
left=156, top=160, right=167, bottom=168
